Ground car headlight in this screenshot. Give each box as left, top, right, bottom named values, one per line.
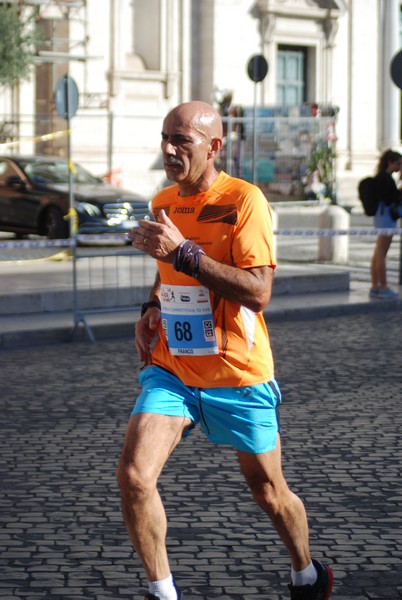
left=76, top=202, right=102, bottom=217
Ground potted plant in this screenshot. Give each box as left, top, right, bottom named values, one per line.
left=306, top=143, right=337, bottom=203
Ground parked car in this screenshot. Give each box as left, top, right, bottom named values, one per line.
left=0, top=155, right=152, bottom=238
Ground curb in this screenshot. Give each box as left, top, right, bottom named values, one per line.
left=1, top=298, right=400, bottom=350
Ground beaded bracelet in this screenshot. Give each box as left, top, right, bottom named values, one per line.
left=173, top=239, right=205, bottom=279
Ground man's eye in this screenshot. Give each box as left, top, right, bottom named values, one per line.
left=161, top=135, right=191, bottom=145
left=176, top=137, right=191, bottom=145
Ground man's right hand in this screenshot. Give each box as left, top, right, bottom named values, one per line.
left=135, top=307, right=161, bottom=364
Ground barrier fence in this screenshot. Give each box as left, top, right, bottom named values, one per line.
left=70, top=242, right=156, bottom=342
left=1, top=228, right=401, bottom=341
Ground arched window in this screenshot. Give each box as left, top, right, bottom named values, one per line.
left=132, top=0, right=161, bottom=70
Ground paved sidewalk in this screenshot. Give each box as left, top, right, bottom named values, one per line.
left=0, top=253, right=401, bottom=348
left=1, top=311, right=401, bottom=599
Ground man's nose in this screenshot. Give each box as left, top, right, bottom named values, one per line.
left=162, top=140, right=176, bottom=154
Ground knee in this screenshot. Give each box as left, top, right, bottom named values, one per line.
left=116, top=458, right=136, bottom=494
left=252, top=480, right=279, bottom=510
left=116, top=458, right=156, bottom=500
left=247, top=476, right=289, bottom=516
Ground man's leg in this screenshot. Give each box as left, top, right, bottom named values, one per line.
left=237, top=434, right=310, bottom=571
left=117, top=412, right=192, bottom=581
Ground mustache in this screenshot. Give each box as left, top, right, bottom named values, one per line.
left=165, top=157, right=183, bottom=167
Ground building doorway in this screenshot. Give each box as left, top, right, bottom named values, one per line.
left=277, top=45, right=307, bottom=106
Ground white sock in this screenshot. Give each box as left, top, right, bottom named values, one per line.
left=149, top=574, right=178, bottom=600
left=291, top=561, right=318, bottom=586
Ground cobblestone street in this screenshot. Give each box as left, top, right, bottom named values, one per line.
left=1, top=311, right=401, bottom=600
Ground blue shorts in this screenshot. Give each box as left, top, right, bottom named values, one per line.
left=131, top=365, right=282, bottom=454
left=374, top=203, right=401, bottom=230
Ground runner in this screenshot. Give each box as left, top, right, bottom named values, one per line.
left=117, top=100, right=333, bottom=600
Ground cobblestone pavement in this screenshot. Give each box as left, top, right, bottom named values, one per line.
left=1, top=312, right=401, bottom=600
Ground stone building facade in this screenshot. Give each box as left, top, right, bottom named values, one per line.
left=1, top=0, right=401, bottom=204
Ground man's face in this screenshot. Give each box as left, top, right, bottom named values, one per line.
left=161, top=108, right=211, bottom=188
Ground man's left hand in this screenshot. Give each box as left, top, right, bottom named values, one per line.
left=128, top=209, right=184, bottom=262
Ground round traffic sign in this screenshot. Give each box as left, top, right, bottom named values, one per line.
left=391, top=49, right=402, bottom=90
left=54, top=75, right=79, bottom=120
left=247, top=54, right=269, bottom=83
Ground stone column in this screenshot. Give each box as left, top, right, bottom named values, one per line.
left=322, top=15, right=338, bottom=105
left=382, top=0, right=401, bottom=148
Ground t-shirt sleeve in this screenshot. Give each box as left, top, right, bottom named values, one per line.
left=231, top=186, right=276, bottom=270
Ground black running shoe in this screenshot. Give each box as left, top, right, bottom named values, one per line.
left=288, top=559, right=334, bottom=600
left=144, top=577, right=184, bottom=599
left=144, top=594, right=184, bottom=600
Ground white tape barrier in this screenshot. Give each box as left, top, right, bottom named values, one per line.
left=275, top=228, right=402, bottom=237
left=0, top=229, right=402, bottom=249
left=0, top=235, right=125, bottom=248
left=0, top=239, right=73, bottom=249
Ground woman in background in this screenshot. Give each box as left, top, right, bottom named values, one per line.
left=370, top=149, right=402, bottom=299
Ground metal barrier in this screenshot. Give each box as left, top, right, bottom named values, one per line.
left=0, top=235, right=156, bottom=341
left=70, top=235, right=157, bottom=341
left=1, top=227, right=401, bottom=342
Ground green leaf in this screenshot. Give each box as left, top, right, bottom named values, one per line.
left=0, top=5, right=41, bottom=87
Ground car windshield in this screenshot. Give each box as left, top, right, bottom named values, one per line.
left=21, top=160, right=100, bottom=185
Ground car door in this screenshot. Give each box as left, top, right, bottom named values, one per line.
left=0, top=159, right=42, bottom=230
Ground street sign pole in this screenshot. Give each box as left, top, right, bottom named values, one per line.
left=54, top=74, right=79, bottom=238
left=253, top=82, right=257, bottom=184
left=65, top=79, right=75, bottom=239
left=246, top=55, right=269, bottom=185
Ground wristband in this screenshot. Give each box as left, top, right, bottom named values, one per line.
left=140, top=300, right=161, bottom=317
left=173, top=239, right=205, bottom=279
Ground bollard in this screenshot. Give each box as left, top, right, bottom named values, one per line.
left=318, top=205, right=350, bottom=263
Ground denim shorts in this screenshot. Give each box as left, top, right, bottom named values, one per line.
left=131, top=365, right=282, bottom=453
left=374, top=202, right=401, bottom=229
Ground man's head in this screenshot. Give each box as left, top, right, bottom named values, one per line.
left=161, top=101, right=223, bottom=196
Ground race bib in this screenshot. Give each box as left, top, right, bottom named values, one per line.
left=160, top=284, right=218, bottom=356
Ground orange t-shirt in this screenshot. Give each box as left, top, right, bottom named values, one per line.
left=150, top=171, right=276, bottom=388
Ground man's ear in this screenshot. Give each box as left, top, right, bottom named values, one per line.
left=209, top=137, right=223, bottom=158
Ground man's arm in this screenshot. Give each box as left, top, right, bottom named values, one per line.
left=147, top=271, right=161, bottom=304
left=135, top=272, right=161, bottom=364
left=129, top=209, right=274, bottom=313
left=196, top=259, right=273, bottom=313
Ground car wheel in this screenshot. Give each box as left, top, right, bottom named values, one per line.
left=44, top=207, right=69, bottom=239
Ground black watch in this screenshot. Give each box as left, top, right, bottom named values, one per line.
left=141, top=300, right=161, bottom=316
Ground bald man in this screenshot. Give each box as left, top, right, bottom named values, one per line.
left=117, top=102, right=333, bottom=600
